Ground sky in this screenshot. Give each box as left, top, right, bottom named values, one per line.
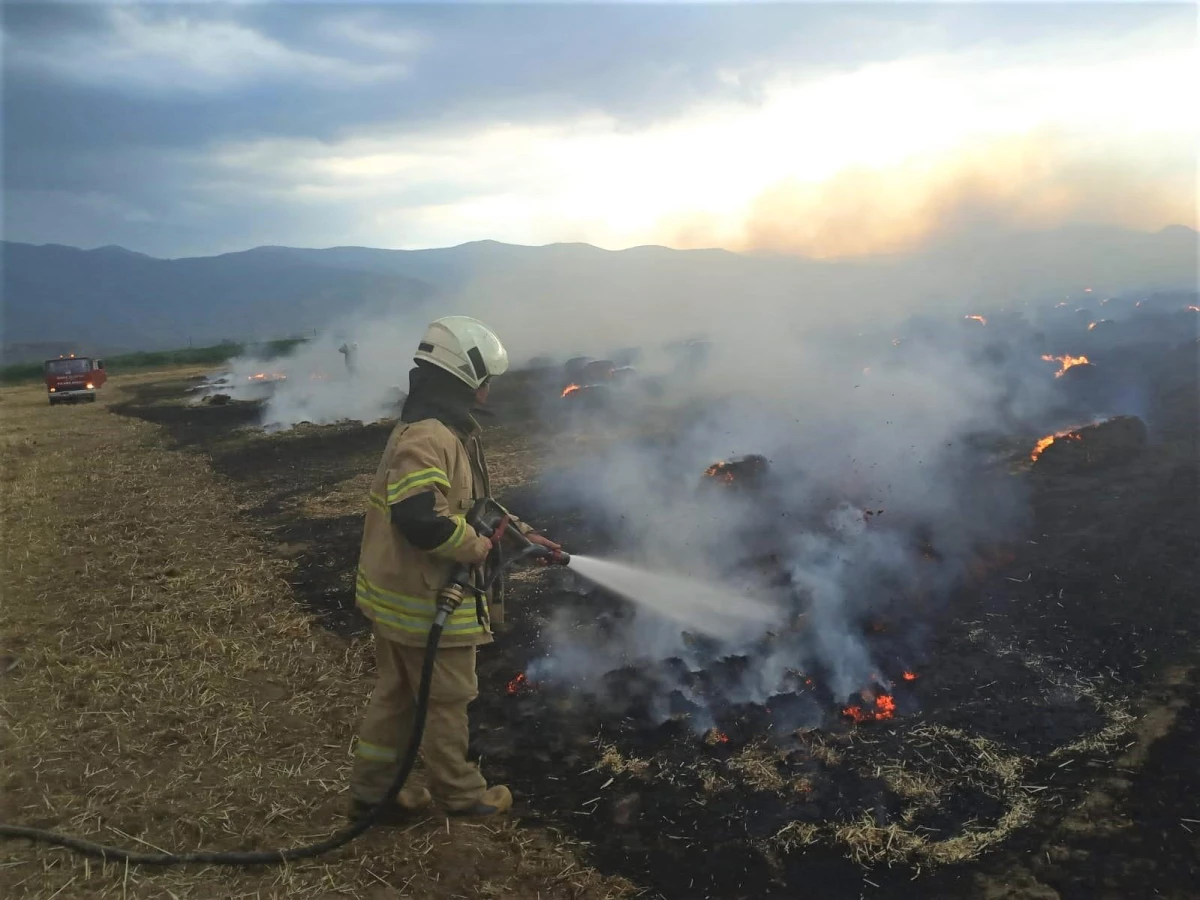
left=2, top=1, right=1196, bottom=259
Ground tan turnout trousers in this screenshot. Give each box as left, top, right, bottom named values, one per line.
left=350, top=627, right=487, bottom=810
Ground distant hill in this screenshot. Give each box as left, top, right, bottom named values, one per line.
left=0, top=242, right=438, bottom=352
left=2, top=225, right=1195, bottom=353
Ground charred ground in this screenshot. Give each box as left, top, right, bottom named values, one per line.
left=111, top=339, right=1199, bottom=899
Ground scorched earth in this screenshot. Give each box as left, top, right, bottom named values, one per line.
left=101, top=296, right=1199, bottom=900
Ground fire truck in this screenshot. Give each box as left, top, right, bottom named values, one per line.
left=44, top=354, right=106, bottom=405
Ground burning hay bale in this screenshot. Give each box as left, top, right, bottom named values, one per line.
left=1041, top=353, right=1090, bottom=378
left=699, top=454, right=771, bottom=491
left=1032, top=416, right=1147, bottom=473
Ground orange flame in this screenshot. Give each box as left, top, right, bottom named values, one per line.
left=1040, top=353, right=1090, bottom=378
left=1031, top=426, right=1084, bottom=462
left=902, top=671, right=919, bottom=681
left=704, top=728, right=731, bottom=745
left=561, top=383, right=581, bottom=398
left=843, top=691, right=896, bottom=723
left=506, top=673, right=533, bottom=696
left=1087, top=321, right=1097, bottom=331
left=703, top=462, right=737, bottom=484
left=964, top=314, right=987, bottom=325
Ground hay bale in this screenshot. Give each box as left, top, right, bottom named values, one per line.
left=1035, top=415, right=1147, bottom=473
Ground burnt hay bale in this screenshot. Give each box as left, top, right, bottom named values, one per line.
left=1035, top=415, right=1147, bottom=473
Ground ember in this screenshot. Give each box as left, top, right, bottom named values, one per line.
left=842, top=691, right=896, bottom=723
left=704, top=728, right=731, bottom=746
left=506, top=672, right=535, bottom=696
left=701, top=454, right=770, bottom=488
left=561, top=383, right=581, bottom=398
left=1041, top=353, right=1090, bottom=378
left=964, top=314, right=987, bottom=325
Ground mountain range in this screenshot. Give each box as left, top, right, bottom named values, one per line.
left=2, top=224, right=1196, bottom=363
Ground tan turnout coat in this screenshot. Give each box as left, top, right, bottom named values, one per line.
left=355, top=417, right=530, bottom=647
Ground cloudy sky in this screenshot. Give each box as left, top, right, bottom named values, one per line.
left=3, top=1, right=1195, bottom=258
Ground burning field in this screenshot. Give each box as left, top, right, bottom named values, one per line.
left=84, top=294, right=1200, bottom=898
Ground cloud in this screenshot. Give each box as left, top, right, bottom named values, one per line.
left=2, top=2, right=1194, bottom=255
left=3, top=9, right=404, bottom=95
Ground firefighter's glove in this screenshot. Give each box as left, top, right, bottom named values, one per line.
left=489, top=514, right=514, bottom=548
left=451, top=535, right=493, bottom=566
left=526, top=533, right=563, bottom=566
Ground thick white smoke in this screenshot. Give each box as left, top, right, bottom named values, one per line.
left=192, top=244, right=1191, bottom=729
left=198, top=309, right=431, bottom=430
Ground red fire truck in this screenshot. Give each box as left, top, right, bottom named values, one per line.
left=44, top=354, right=106, bottom=405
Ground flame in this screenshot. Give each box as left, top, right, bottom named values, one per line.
left=1041, top=353, right=1090, bottom=378
left=1136, top=301, right=1144, bottom=308
left=902, top=671, right=919, bottom=681
left=1188, top=305, right=1200, bottom=312
left=1087, top=321, right=1097, bottom=331
left=704, top=728, right=731, bottom=745
left=964, top=314, right=987, bottom=325
left=1031, top=426, right=1085, bottom=462
left=506, top=672, right=533, bottom=696
left=248, top=372, right=287, bottom=383
left=703, top=462, right=737, bottom=484
left=843, top=691, right=896, bottom=723
left=561, top=383, right=581, bottom=398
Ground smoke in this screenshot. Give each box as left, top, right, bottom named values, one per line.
left=198, top=307, right=432, bottom=429
left=192, top=221, right=1193, bottom=733
left=510, top=311, right=1060, bottom=729
left=731, top=132, right=1197, bottom=259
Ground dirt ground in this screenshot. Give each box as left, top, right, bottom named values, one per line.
left=3, top=356, right=1199, bottom=899
left=0, top=373, right=634, bottom=900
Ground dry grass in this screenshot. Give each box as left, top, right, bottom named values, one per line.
left=594, top=744, right=650, bottom=779
left=0, top=376, right=634, bottom=900
left=762, top=725, right=1038, bottom=867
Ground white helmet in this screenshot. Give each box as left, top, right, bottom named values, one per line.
left=414, top=316, right=509, bottom=389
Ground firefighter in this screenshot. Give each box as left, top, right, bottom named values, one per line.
left=349, top=316, right=560, bottom=821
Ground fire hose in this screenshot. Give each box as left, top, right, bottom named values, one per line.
left=0, top=498, right=568, bottom=867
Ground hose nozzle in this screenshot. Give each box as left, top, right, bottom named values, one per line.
left=533, top=547, right=570, bottom=566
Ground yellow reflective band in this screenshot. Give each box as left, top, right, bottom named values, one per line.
left=354, top=739, right=397, bottom=763
left=387, top=467, right=450, bottom=502
left=355, top=570, right=486, bottom=637
left=368, top=492, right=389, bottom=514
left=431, top=516, right=467, bottom=556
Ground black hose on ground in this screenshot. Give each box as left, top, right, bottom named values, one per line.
left=0, top=622, right=447, bottom=866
